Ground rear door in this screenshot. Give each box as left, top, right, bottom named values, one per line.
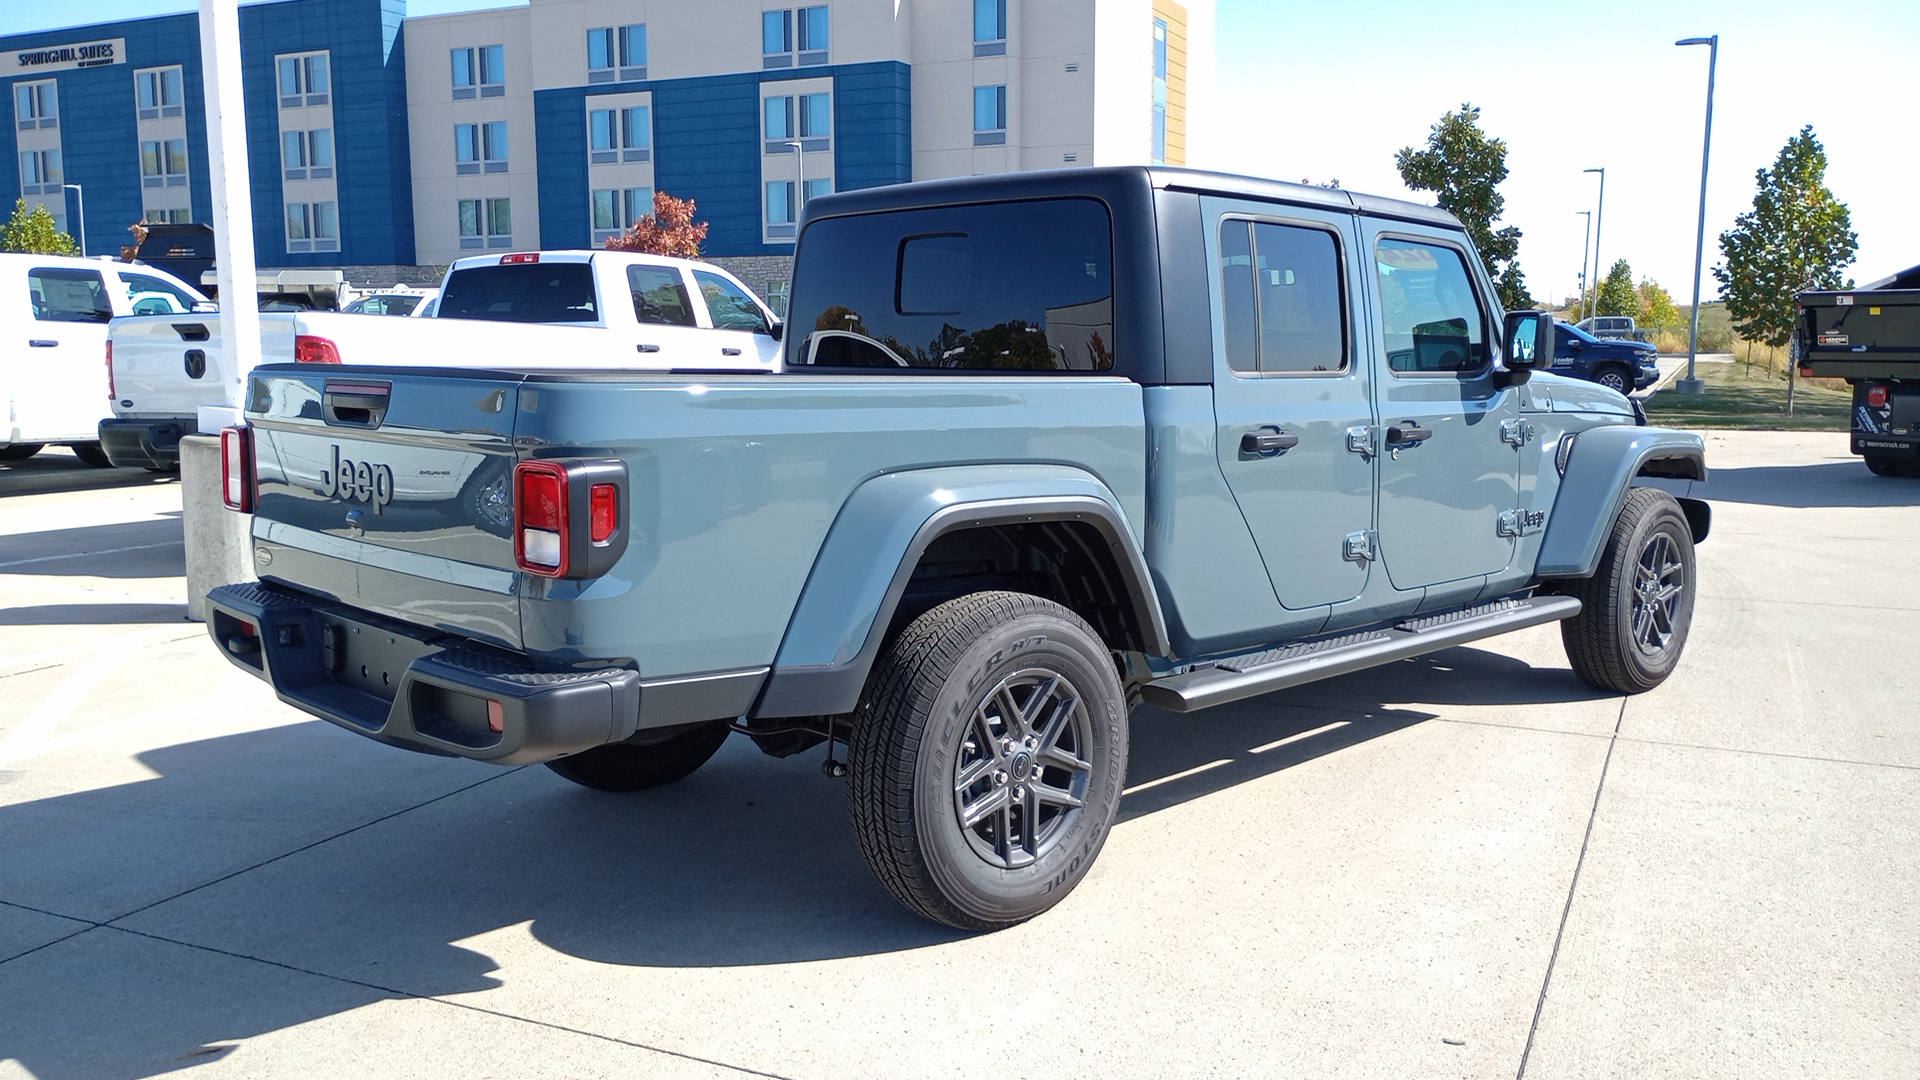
left=249, top=367, right=527, bottom=649
left=622, top=263, right=711, bottom=362
left=1360, top=223, right=1521, bottom=593
left=17, top=266, right=115, bottom=442
left=1204, top=196, right=1376, bottom=613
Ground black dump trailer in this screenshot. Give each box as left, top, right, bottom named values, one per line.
left=1799, top=265, right=1920, bottom=477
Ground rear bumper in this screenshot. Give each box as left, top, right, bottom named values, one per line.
left=99, top=417, right=191, bottom=469
left=205, top=580, right=641, bottom=765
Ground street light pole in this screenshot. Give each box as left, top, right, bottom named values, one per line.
left=785, top=139, right=803, bottom=237
left=62, top=183, right=86, bottom=256
left=1583, top=167, right=1605, bottom=321
left=1675, top=34, right=1718, bottom=395
left=1575, top=210, right=1593, bottom=322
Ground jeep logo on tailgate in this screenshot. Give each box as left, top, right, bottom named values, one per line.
left=318, top=445, right=394, bottom=514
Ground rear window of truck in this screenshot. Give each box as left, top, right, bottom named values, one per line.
left=787, top=197, right=1115, bottom=372
left=438, top=263, right=600, bottom=323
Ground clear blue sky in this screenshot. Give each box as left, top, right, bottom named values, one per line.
left=6, top=0, right=1916, bottom=300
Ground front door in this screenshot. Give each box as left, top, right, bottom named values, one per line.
left=1206, top=199, right=1376, bottom=612
left=1362, top=226, right=1521, bottom=592
left=18, top=266, right=115, bottom=442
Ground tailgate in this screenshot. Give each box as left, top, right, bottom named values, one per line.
left=109, top=314, right=223, bottom=420
left=1801, top=290, right=1920, bottom=376
left=247, top=366, right=527, bottom=649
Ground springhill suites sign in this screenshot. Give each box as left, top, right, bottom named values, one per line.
left=3, top=38, right=126, bottom=77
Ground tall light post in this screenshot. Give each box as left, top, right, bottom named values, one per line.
left=62, top=183, right=86, bottom=256
left=1583, top=167, right=1605, bottom=320
left=784, top=139, right=803, bottom=237
left=1675, top=34, right=1718, bottom=395
left=1575, top=210, right=1593, bottom=321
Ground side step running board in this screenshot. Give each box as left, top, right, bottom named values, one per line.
left=1139, top=595, right=1583, bottom=713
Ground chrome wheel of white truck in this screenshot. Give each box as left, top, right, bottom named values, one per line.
left=849, top=591, right=1127, bottom=930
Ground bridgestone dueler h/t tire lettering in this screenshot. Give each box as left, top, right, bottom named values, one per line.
left=848, top=591, right=1128, bottom=931
left=544, top=719, right=732, bottom=792
left=1561, top=487, right=1696, bottom=694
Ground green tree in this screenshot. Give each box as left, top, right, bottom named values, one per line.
left=1394, top=103, right=1528, bottom=309
left=2, top=199, right=79, bottom=255
left=1636, top=279, right=1681, bottom=328
left=1595, top=259, right=1637, bottom=317
left=1712, top=125, right=1857, bottom=349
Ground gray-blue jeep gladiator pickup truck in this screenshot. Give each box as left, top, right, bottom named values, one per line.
left=206, top=167, right=1709, bottom=930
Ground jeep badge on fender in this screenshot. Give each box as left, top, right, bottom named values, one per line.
left=318, top=445, right=394, bottom=514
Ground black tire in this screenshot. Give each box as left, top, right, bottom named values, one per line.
left=1592, top=366, right=1631, bottom=394
left=67, top=442, right=115, bottom=468
left=0, top=443, right=44, bottom=461
left=848, top=591, right=1128, bottom=931
left=1561, top=487, right=1696, bottom=693
left=544, top=719, right=732, bottom=792
left=1863, top=454, right=1912, bottom=478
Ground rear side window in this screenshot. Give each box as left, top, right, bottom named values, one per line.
left=29, top=268, right=113, bottom=323
left=628, top=265, right=695, bottom=326
left=438, top=263, right=600, bottom=323
left=788, top=197, right=1114, bottom=372
left=692, top=269, right=770, bottom=333
left=1375, top=238, right=1487, bottom=374
left=1219, top=219, right=1346, bottom=374
left=120, top=272, right=199, bottom=312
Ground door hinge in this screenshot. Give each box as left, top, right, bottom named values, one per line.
left=1345, top=425, right=1378, bottom=459
left=1500, top=418, right=1536, bottom=447
left=1343, top=529, right=1377, bottom=564
left=1496, top=508, right=1547, bottom=537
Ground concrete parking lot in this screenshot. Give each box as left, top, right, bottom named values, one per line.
left=1, top=431, right=1915, bottom=1080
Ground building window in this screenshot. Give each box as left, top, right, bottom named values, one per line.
left=766, top=180, right=796, bottom=237
left=135, top=67, right=184, bottom=119
left=618, top=25, right=647, bottom=80
left=286, top=200, right=339, bottom=253
left=452, top=45, right=505, bottom=99
left=588, top=105, right=650, bottom=164
left=587, top=25, right=645, bottom=83
left=1152, top=19, right=1168, bottom=164
left=973, top=0, right=1007, bottom=55
left=19, top=149, right=61, bottom=195
left=140, top=139, right=190, bottom=188
left=764, top=92, right=829, bottom=152
left=277, top=52, right=330, bottom=107
left=14, top=80, right=57, bottom=130
left=591, top=186, right=654, bottom=244
left=587, top=28, right=615, bottom=81
left=145, top=207, right=192, bottom=225
left=456, top=122, right=508, bottom=174
left=805, top=177, right=833, bottom=204
left=460, top=197, right=512, bottom=249
left=764, top=6, right=828, bottom=68
left=280, top=129, right=333, bottom=181
left=973, top=85, right=1006, bottom=145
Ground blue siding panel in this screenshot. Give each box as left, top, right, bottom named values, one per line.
left=535, top=89, right=589, bottom=249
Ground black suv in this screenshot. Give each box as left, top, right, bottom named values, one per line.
left=1553, top=321, right=1660, bottom=393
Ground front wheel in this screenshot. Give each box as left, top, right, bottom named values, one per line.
left=1561, top=487, right=1696, bottom=693
left=1593, top=366, right=1631, bottom=394
left=544, top=719, right=732, bottom=792
left=848, top=591, right=1128, bottom=931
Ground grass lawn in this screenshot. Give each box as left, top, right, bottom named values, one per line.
left=1642, top=359, right=1851, bottom=431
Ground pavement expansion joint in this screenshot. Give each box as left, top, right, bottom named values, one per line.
left=1515, top=696, right=1626, bottom=1080
left=1612, top=735, right=1920, bottom=772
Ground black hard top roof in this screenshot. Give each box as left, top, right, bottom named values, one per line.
left=802, top=165, right=1462, bottom=232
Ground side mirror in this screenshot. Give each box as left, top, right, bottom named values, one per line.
left=191, top=300, right=219, bottom=313
left=766, top=318, right=784, bottom=342
left=1499, top=310, right=1551, bottom=387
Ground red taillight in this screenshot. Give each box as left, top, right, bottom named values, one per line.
left=1867, top=385, right=1890, bottom=408
left=500, top=253, right=540, bottom=265
left=220, top=426, right=254, bottom=513
left=295, top=335, right=342, bottom=364
left=1799, top=366, right=1814, bottom=378
left=106, top=340, right=116, bottom=399
left=514, top=460, right=569, bottom=576
left=589, top=483, right=618, bottom=544
left=486, top=700, right=504, bottom=734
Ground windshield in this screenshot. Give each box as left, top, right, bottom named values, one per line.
left=438, top=263, right=599, bottom=323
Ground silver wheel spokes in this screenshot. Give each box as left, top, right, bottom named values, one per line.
left=953, top=667, right=1093, bottom=869
left=1631, top=532, right=1685, bottom=655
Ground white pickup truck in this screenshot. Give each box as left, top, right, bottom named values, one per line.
left=101, top=250, right=781, bottom=468
left=2, top=252, right=207, bottom=468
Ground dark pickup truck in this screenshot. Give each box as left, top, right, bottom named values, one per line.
left=1799, top=265, right=1920, bottom=476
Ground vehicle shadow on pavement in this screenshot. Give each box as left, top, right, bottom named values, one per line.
left=0, top=602, right=188, bottom=625
left=1694, top=461, right=1920, bottom=508
left=0, top=457, right=177, bottom=499
left=0, top=517, right=185, bottom=578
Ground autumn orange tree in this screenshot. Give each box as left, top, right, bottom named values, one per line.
left=605, top=190, right=709, bottom=257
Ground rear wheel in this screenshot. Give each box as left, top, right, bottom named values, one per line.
left=544, top=720, right=732, bottom=792
left=848, top=591, right=1128, bottom=931
left=0, top=443, right=44, bottom=461
left=67, top=442, right=115, bottom=468
left=1593, top=366, right=1631, bottom=394
left=1863, top=454, right=1916, bottom=478
left=1561, top=488, right=1696, bottom=693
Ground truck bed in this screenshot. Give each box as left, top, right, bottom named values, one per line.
left=1799, top=286, right=1920, bottom=379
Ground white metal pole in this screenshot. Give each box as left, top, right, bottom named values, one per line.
left=1575, top=210, right=1592, bottom=321
left=786, top=139, right=803, bottom=234
left=1584, top=167, right=1605, bottom=318
left=1676, top=35, right=1718, bottom=395
left=198, top=0, right=261, bottom=427
left=63, top=184, right=85, bottom=255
